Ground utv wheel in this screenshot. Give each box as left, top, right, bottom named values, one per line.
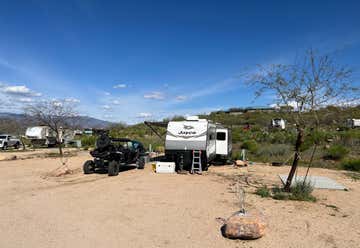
left=14, top=142, right=20, bottom=149
left=137, top=157, right=145, bottom=169
left=108, top=161, right=119, bottom=176
left=83, top=160, right=95, bottom=174
left=2, top=143, right=7, bottom=150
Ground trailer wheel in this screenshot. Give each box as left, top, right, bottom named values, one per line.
left=108, top=161, right=119, bottom=176
left=83, top=160, right=95, bottom=174
left=137, top=157, right=145, bottom=169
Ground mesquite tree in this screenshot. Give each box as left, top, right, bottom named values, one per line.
left=25, top=99, right=78, bottom=156
left=248, top=49, right=357, bottom=191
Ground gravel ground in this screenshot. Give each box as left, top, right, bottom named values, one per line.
left=0, top=152, right=359, bottom=248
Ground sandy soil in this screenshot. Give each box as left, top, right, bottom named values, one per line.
left=0, top=153, right=359, bottom=248
left=0, top=148, right=79, bottom=161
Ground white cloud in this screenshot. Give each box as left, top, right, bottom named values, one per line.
left=102, top=105, right=111, bottom=110
left=103, top=114, right=113, bottom=118
left=136, top=112, right=152, bottom=118
left=112, top=99, right=121, bottom=105
left=143, top=91, right=164, bottom=100
left=104, top=92, right=111, bottom=96
left=65, top=97, right=80, bottom=103
left=18, top=97, right=34, bottom=103
left=52, top=100, right=63, bottom=107
left=113, top=84, right=127, bottom=89
left=2, top=85, right=42, bottom=97
left=175, top=95, right=187, bottom=101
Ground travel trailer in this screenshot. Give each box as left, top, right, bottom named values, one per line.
left=25, top=126, right=74, bottom=147
left=346, top=119, right=360, bottom=128
left=25, top=126, right=57, bottom=146
left=271, top=118, right=286, bottom=130
left=164, top=116, right=231, bottom=171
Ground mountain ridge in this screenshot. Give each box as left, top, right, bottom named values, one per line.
left=0, top=112, right=113, bottom=129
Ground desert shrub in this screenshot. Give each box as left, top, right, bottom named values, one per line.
left=255, top=186, right=270, bottom=198
left=256, top=144, right=291, bottom=157
left=270, top=183, right=316, bottom=202
left=341, top=159, right=360, bottom=172
left=289, top=181, right=316, bottom=202
left=232, top=131, right=242, bottom=143
left=81, top=135, right=97, bottom=148
left=241, top=140, right=258, bottom=153
left=345, top=172, right=360, bottom=181
left=154, top=146, right=165, bottom=153
left=323, top=145, right=349, bottom=160
left=337, top=129, right=360, bottom=146
left=270, top=132, right=287, bottom=144
left=272, top=191, right=290, bottom=200
left=231, top=150, right=242, bottom=160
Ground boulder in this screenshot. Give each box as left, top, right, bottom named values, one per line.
left=235, top=160, right=248, bottom=167
left=221, top=209, right=266, bottom=239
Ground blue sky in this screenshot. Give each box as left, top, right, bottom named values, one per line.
left=0, top=0, right=359, bottom=123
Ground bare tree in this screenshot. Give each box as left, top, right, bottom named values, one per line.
left=247, top=49, right=358, bottom=191
left=24, top=99, right=78, bottom=156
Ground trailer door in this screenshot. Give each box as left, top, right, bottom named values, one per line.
left=216, top=129, right=228, bottom=155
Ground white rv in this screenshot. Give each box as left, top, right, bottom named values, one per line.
left=165, top=116, right=231, bottom=171
left=25, top=126, right=57, bottom=146
left=271, top=118, right=286, bottom=130
left=25, top=126, right=74, bottom=147
left=346, top=119, right=360, bottom=128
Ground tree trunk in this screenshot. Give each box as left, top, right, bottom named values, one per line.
left=56, top=133, right=63, bottom=156
left=20, top=137, right=26, bottom=151
left=58, top=143, right=63, bottom=156
left=284, top=127, right=304, bottom=192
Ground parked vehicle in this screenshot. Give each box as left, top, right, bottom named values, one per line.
left=83, top=133, right=147, bottom=176
left=25, top=126, right=74, bottom=147
left=270, top=118, right=286, bottom=130
left=346, top=119, right=360, bottom=128
left=25, top=126, right=57, bottom=147
left=0, top=134, right=21, bottom=150
left=165, top=116, right=231, bottom=171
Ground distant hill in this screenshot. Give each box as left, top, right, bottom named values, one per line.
left=0, top=112, right=113, bottom=129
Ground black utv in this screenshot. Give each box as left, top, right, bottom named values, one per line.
left=83, top=133, right=147, bottom=176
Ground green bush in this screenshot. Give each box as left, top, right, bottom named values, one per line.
left=256, top=144, right=291, bottom=157
left=241, top=140, right=258, bottom=153
left=272, top=191, right=290, bottom=200
left=154, top=146, right=165, bottom=153
left=270, top=183, right=316, bottom=202
left=81, top=135, right=97, bottom=148
left=341, top=159, right=360, bottom=172
left=255, top=186, right=271, bottom=198
left=271, top=186, right=290, bottom=200
left=324, top=145, right=349, bottom=160
left=231, top=150, right=242, bottom=160
left=289, top=181, right=316, bottom=202
left=270, top=132, right=287, bottom=144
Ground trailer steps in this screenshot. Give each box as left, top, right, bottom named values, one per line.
left=191, top=150, right=202, bottom=174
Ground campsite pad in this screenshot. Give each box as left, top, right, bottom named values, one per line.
left=279, top=175, right=347, bottom=190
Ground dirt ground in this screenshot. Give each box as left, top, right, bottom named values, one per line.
left=0, top=152, right=359, bottom=248
left=0, top=148, right=79, bottom=161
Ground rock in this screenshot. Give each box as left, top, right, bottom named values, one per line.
left=51, top=167, right=73, bottom=177
left=235, top=160, right=247, bottom=167
left=221, top=209, right=266, bottom=239
left=6, top=155, right=17, bottom=161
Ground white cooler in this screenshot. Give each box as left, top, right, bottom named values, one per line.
left=155, top=162, right=176, bottom=173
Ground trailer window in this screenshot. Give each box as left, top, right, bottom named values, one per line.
left=217, top=132, right=226, bottom=141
